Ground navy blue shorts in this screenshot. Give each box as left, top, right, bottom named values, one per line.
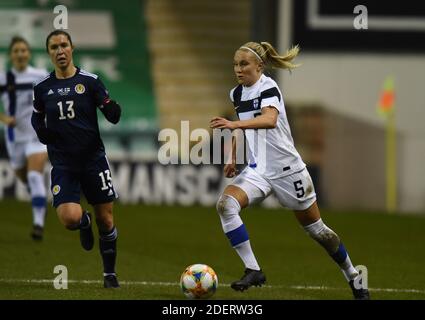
left=50, top=156, right=118, bottom=208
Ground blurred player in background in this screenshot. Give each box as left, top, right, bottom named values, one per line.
left=210, top=41, right=370, bottom=300
left=0, top=36, right=49, bottom=241
left=31, top=30, right=122, bottom=288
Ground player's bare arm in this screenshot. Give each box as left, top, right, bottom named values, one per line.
left=223, top=136, right=238, bottom=178
left=0, top=112, right=16, bottom=127
left=210, top=106, right=278, bottom=130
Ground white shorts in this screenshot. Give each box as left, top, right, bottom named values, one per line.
left=5, top=137, right=47, bottom=170
left=231, top=166, right=317, bottom=211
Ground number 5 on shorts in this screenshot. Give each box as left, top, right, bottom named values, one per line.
left=294, top=180, right=305, bottom=198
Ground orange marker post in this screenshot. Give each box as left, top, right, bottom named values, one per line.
left=377, top=76, right=396, bottom=213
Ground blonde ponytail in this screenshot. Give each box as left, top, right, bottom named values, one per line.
left=239, top=41, right=301, bottom=71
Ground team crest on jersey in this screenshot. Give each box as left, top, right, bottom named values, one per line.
left=52, top=185, right=61, bottom=195
left=253, top=98, right=259, bottom=109
left=57, top=88, right=70, bottom=96
left=75, top=84, right=86, bottom=94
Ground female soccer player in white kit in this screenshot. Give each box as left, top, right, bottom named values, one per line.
left=210, top=41, right=369, bottom=300
left=0, top=36, right=49, bottom=240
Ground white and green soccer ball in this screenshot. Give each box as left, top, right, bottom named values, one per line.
left=180, top=264, right=218, bottom=299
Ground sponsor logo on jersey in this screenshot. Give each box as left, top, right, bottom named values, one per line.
left=75, top=84, right=86, bottom=94
left=52, top=185, right=61, bottom=195
left=48, top=89, right=54, bottom=95
left=58, top=88, right=70, bottom=96
left=253, top=98, right=259, bottom=109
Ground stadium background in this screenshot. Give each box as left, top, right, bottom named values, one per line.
left=0, top=0, right=424, bottom=300
left=1, top=0, right=424, bottom=213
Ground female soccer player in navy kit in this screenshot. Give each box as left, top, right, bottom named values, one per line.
left=31, top=30, right=122, bottom=288
left=0, top=36, right=49, bottom=240
left=210, top=42, right=369, bottom=299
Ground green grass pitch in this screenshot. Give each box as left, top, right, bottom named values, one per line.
left=0, top=199, right=424, bottom=300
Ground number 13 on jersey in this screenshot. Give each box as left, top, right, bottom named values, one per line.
left=57, top=100, right=75, bottom=120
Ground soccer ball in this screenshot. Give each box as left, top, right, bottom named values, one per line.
left=180, top=264, right=218, bottom=299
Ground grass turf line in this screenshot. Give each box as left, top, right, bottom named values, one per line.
left=0, top=199, right=424, bottom=299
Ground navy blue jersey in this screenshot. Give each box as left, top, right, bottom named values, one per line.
left=33, top=68, right=109, bottom=170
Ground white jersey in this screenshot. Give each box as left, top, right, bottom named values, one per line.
left=0, top=66, right=49, bottom=143
left=230, top=74, right=305, bottom=179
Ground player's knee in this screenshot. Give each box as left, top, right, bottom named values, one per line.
left=303, top=218, right=340, bottom=254
left=96, top=216, right=114, bottom=233
left=216, top=194, right=241, bottom=217
left=27, top=170, right=46, bottom=196
left=61, top=214, right=82, bottom=230
left=57, top=207, right=82, bottom=230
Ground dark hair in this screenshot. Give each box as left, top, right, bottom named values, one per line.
left=9, top=36, right=30, bottom=53
left=45, top=30, right=73, bottom=52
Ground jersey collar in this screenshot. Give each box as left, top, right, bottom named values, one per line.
left=53, top=66, right=80, bottom=80
left=242, top=74, right=265, bottom=92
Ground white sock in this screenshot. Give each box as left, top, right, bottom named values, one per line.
left=340, top=255, right=359, bottom=281
left=234, top=240, right=260, bottom=271
left=217, top=194, right=261, bottom=271
left=33, top=207, right=45, bottom=227
left=27, top=170, right=47, bottom=227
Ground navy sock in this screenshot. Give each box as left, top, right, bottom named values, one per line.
left=99, top=226, right=117, bottom=275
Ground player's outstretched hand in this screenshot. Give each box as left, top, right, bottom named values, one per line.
left=7, top=116, right=16, bottom=127
left=101, top=99, right=121, bottom=124
left=210, top=117, right=238, bottom=130
left=0, top=115, right=16, bottom=127
left=224, top=163, right=238, bottom=178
